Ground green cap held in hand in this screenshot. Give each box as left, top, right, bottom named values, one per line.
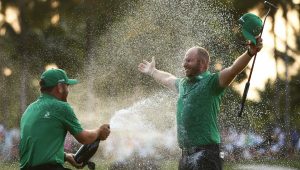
left=239, top=13, right=263, bottom=45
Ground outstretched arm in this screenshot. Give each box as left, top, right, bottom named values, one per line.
left=219, top=37, right=263, bottom=87
left=138, top=57, right=177, bottom=91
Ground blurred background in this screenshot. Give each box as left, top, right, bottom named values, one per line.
left=0, top=0, right=300, bottom=169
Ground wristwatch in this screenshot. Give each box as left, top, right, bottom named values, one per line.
left=247, top=48, right=255, bottom=57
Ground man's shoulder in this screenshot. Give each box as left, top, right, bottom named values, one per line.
left=207, top=71, right=219, bottom=77
left=55, top=100, right=72, bottom=110
left=205, top=71, right=220, bottom=81
left=44, top=98, right=73, bottom=113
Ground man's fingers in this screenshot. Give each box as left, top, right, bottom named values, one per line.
left=143, top=60, right=150, bottom=65
left=151, top=56, right=155, bottom=63
left=67, top=154, right=84, bottom=169
left=75, top=163, right=84, bottom=169
left=138, top=67, right=143, bottom=72
left=76, top=162, right=83, bottom=167
left=138, top=63, right=143, bottom=67
left=138, top=64, right=146, bottom=72
left=256, top=37, right=262, bottom=41
left=100, top=124, right=111, bottom=140
left=256, top=37, right=263, bottom=47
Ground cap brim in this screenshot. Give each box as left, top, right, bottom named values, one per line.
left=242, top=29, right=257, bottom=45
left=67, top=79, right=79, bottom=85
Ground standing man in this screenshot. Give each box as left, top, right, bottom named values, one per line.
left=20, top=68, right=110, bottom=170
left=138, top=39, right=262, bottom=169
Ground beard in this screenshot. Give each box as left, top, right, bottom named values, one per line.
left=184, top=67, right=200, bottom=77
left=60, top=90, right=68, bottom=102
left=61, top=96, right=67, bottom=102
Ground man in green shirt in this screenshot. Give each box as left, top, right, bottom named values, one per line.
left=138, top=38, right=263, bottom=169
left=20, top=68, right=110, bottom=170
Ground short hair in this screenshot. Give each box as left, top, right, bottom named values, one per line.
left=39, top=79, right=55, bottom=93
left=193, top=46, right=210, bottom=65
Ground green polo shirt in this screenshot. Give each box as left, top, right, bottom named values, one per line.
left=20, top=93, right=83, bottom=168
left=175, top=71, right=225, bottom=149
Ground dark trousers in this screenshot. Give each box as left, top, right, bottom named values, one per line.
left=179, top=144, right=223, bottom=170
left=21, top=164, right=71, bottom=170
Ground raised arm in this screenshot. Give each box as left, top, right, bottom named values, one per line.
left=219, top=37, right=263, bottom=87
left=138, top=57, right=177, bottom=91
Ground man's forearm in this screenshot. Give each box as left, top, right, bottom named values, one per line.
left=229, top=37, right=262, bottom=75
left=219, top=50, right=253, bottom=87
left=75, top=129, right=99, bottom=144
left=230, top=50, right=253, bottom=75
left=151, top=69, right=177, bottom=91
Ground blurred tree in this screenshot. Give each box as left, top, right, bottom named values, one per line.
left=0, top=0, right=78, bottom=127
left=289, top=68, right=300, bottom=127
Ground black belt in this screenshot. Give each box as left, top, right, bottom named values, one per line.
left=182, top=144, right=220, bottom=156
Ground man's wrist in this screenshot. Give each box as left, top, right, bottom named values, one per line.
left=150, top=69, right=157, bottom=77
left=247, top=48, right=255, bottom=57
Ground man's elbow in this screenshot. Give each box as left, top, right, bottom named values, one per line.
left=219, top=68, right=236, bottom=87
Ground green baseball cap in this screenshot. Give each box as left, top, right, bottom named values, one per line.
left=239, top=13, right=263, bottom=45
left=40, top=68, right=78, bottom=87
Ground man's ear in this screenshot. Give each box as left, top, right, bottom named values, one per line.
left=57, top=84, right=64, bottom=94
left=198, top=59, right=206, bottom=71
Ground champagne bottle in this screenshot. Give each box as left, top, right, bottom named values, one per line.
left=74, top=138, right=100, bottom=168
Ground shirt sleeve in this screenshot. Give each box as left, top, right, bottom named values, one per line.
left=61, top=103, right=83, bottom=136
left=210, top=72, right=226, bottom=95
